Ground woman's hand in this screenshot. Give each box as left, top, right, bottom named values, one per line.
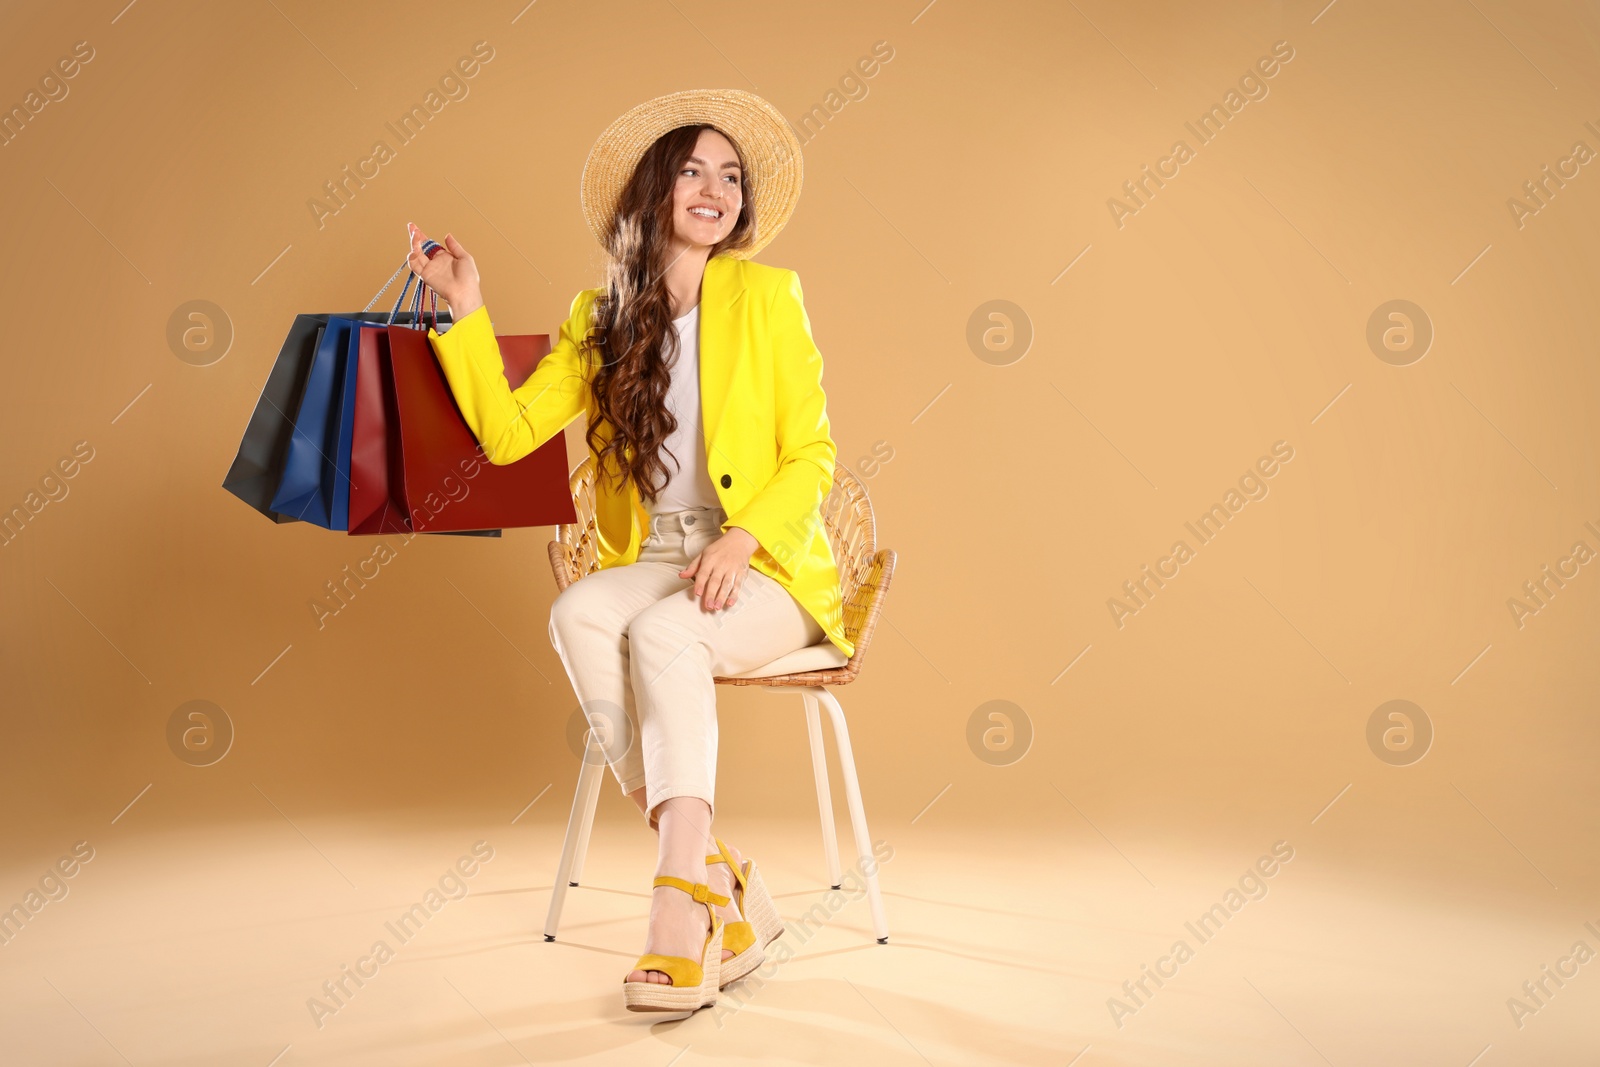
left=679, top=527, right=761, bottom=611
left=407, top=222, right=483, bottom=318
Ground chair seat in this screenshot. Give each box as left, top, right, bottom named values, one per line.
left=723, top=640, right=850, bottom=680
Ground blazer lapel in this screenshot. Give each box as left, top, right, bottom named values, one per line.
left=698, top=253, right=745, bottom=454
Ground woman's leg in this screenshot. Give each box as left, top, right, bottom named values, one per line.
left=623, top=508, right=824, bottom=983
left=547, top=561, right=697, bottom=798
left=624, top=796, right=721, bottom=984
left=626, top=785, right=748, bottom=970
left=627, top=560, right=823, bottom=830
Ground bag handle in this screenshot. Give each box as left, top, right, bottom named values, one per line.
left=403, top=269, right=442, bottom=333
left=365, top=239, right=446, bottom=327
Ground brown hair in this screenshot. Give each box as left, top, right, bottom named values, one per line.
left=577, top=123, right=757, bottom=504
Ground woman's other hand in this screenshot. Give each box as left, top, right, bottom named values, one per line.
left=407, top=222, right=483, bottom=318
left=679, top=527, right=760, bottom=611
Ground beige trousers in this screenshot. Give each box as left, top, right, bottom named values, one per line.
left=547, top=504, right=825, bottom=830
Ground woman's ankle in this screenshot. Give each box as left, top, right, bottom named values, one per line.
left=649, top=857, right=707, bottom=883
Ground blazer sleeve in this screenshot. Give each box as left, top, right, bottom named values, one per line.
left=426, top=290, right=596, bottom=466
left=721, top=269, right=838, bottom=580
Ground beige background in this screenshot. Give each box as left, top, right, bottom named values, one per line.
left=3, top=0, right=1599, bottom=1063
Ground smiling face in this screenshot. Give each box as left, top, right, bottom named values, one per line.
left=668, top=127, right=745, bottom=255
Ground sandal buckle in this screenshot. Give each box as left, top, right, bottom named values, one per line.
left=690, top=882, right=729, bottom=906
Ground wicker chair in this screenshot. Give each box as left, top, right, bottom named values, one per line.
left=540, top=456, right=896, bottom=944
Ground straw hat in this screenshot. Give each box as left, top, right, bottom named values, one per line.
left=580, top=89, right=803, bottom=260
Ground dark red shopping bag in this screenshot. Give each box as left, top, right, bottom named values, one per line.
left=383, top=313, right=578, bottom=534
left=348, top=324, right=409, bottom=535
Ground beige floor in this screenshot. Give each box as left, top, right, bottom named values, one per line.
left=2, top=803, right=1596, bottom=1066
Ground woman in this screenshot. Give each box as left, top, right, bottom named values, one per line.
left=405, top=89, right=851, bottom=1013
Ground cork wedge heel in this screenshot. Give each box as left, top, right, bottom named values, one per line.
left=621, top=876, right=728, bottom=1013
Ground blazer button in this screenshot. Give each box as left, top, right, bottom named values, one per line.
left=720, top=474, right=732, bottom=488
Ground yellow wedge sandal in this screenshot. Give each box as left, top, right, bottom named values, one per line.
left=706, top=838, right=786, bottom=987
left=621, top=875, right=729, bottom=1013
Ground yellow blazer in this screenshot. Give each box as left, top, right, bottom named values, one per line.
left=426, top=253, right=853, bottom=658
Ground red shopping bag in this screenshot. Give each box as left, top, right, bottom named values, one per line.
left=347, top=324, right=409, bottom=535
left=384, top=300, right=578, bottom=534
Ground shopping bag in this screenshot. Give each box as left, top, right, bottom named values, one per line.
left=336, top=313, right=502, bottom=538
left=221, top=316, right=326, bottom=523
left=385, top=276, right=578, bottom=533
left=348, top=323, right=408, bottom=535
left=330, top=322, right=367, bottom=530
left=269, top=317, right=361, bottom=528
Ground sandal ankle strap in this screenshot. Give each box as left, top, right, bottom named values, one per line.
left=703, top=838, right=751, bottom=895
left=652, top=874, right=731, bottom=909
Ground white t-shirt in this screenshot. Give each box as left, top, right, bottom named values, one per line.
left=647, top=302, right=722, bottom=516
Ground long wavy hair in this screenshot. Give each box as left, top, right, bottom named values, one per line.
left=576, top=123, right=758, bottom=504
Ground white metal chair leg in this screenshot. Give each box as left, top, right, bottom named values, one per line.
left=813, top=686, right=889, bottom=943
left=543, top=736, right=604, bottom=941
left=568, top=752, right=603, bottom=887
left=803, top=689, right=843, bottom=889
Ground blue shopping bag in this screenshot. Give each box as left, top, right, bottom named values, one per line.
left=329, top=322, right=365, bottom=529
left=269, top=316, right=362, bottom=528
